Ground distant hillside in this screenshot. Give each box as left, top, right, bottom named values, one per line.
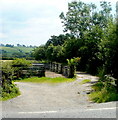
left=0, top=46, right=35, bottom=60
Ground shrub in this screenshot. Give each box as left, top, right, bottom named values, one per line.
left=12, top=58, right=31, bottom=79
left=1, top=60, right=21, bottom=101
left=12, top=58, right=31, bottom=68
left=97, top=66, right=106, bottom=81
left=89, top=85, right=118, bottom=103
left=1, top=83, right=20, bottom=101
left=67, top=57, right=81, bottom=66
left=67, top=57, right=81, bottom=78
left=89, top=75, right=118, bottom=103
left=2, top=62, right=14, bottom=86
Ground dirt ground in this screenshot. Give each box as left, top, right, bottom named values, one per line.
left=2, top=71, right=117, bottom=118
left=45, top=71, right=65, bottom=78
left=2, top=71, right=100, bottom=112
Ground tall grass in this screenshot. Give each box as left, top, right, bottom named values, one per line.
left=89, top=81, right=118, bottom=103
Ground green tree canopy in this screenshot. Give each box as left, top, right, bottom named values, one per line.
left=32, top=45, right=46, bottom=60
left=59, top=1, right=112, bottom=38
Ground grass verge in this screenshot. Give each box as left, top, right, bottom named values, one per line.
left=0, top=83, right=20, bottom=101
left=79, top=79, right=91, bottom=84
left=89, top=81, right=118, bottom=103
left=15, top=77, right=75, bottom=84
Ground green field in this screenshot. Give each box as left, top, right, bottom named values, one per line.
left=0, top=46, right=35, bottom=59
left=1, top=46, right=34, bottom=53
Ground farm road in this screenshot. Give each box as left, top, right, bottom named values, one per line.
left=1, top=71, right=117, bottom=118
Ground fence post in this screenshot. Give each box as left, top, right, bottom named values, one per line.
left=68, top=65, right=75, bottom=78
left=58, top=63, right=62, bottom=74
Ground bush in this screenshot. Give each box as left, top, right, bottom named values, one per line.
left=89, top=85, right=118, bottom=103
left=67, top=57, right=81, bottom=78
left=97, top=66, right=106, bottom=81
left=12, top=58, right=31, bottom=79
left=12, top=58, right=31, bottom=68
left=2, top=61, right=14, bottom=86
left=89, top=75, right=118, bottom=103
left=1, top=60, right=21, bottom=101
left=1, top=82, right=20, bottom=101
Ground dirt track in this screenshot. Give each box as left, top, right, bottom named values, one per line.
left=2, top=71, right=100, bottom=112
left=2, top=71, right=117, bottom=118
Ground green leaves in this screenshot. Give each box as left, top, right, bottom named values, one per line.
left=60, top=1, right=92, bottom=38
left=59, top=1, right=112, bottom=38
left=46, top=44, right=65, bottom=62
left=12, top=58, right=31, bottom=68
left=67, top=57, right=81, bottom=66
left=32, top=45, right=46, bottom=60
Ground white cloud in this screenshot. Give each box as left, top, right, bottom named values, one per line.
left=5, top=16, right=63, bottom=45
left=0, top=0, right=117, bottom=46
left=0, top=33, right=7, bottom=38
left=0, top=0, right=68, bottom=12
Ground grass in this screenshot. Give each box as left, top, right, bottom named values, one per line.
left=14, top=46, right=34, bottom=53
left=89, top=90, right=118, bottom=103
left=1, top=46, right=34, bottom=53
left=89, top=81, right=118, bottom=103
left=0, top=46, right=34, bottom=57
left=79, top=79, right=91, bottom=84
left=0, top=90, right=20, bottom=101
left=0, top=83, right=21, bottom=101
left=15, top=77, right=75, bottom=84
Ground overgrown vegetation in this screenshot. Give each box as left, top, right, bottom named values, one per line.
left=88, top=71, right=118, bottom=103
left=11, top=58, right=31, bottom=79
left=66, top=57, right=81, bottom=78
left=32, top=1, right=118, bottom=102
left=1, top=61, right=21, bottom=101
left=1, top=58, right=32, bottom=101
left=32, top=1, right=117, bottom=80
left=15, top=77, right=75, bottom=84
left=1, top=1, right=118, bottom=103
left=0, top=82, right=20, bottom=101
left=89, top=81, right=118, bottom=103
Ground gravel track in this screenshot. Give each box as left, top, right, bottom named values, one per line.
left=1, top=71, right=117, bottom=118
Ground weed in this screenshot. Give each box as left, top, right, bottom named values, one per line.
left=89, top=81, right=118, bottom=103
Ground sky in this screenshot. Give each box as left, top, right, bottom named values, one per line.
left=0, top=0, right=117, bottom=46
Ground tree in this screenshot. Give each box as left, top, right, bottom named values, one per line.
left=23, top=45, right=26, bottom=47
left=63, top=38, right=80, bottom=59
left=32, top=45, right=46, bottom=60
left=97, top=20, right=118, bottom=86
left=45, top=34, right=71, bottom=47
left=59, top=1, right=112, bottom=38
left=5, top=44, right=14, bottom=47
left=59, top=1, right=93, bottom=38
left=45, top=44, right=65, bottom=62
left=17, top=44, right=21, bottom=47
left=59, top=1, right=113, bottom=73
left=0, top=44, right=5, bottom=46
